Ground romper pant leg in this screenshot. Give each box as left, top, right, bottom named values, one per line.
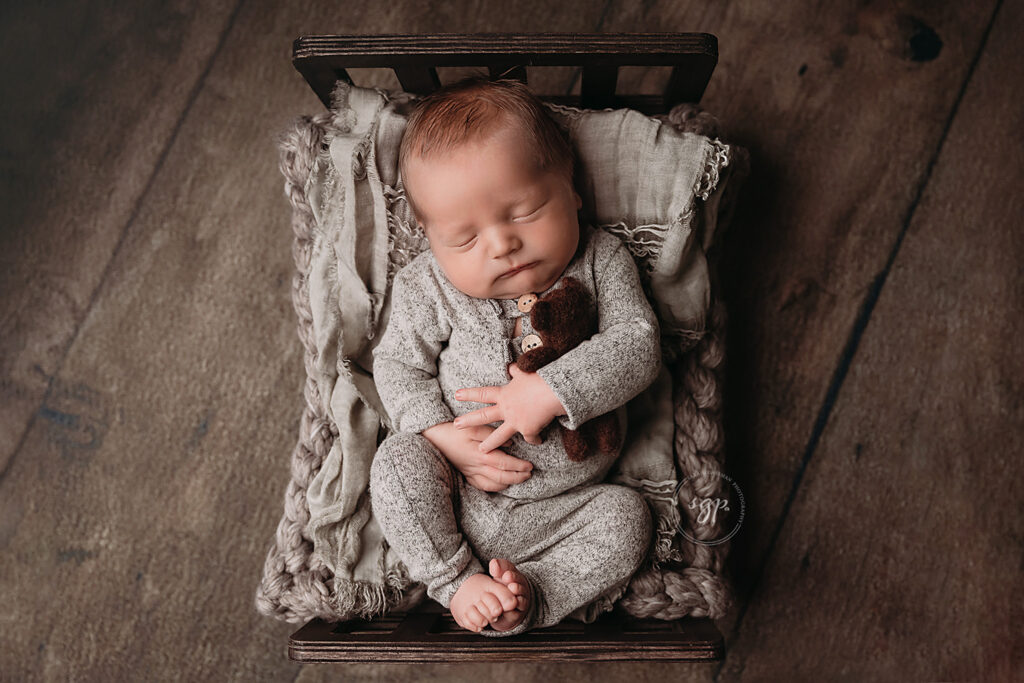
left=474, top=483, right=652, bottom=637
left=368, top=432, right=485, bottom=608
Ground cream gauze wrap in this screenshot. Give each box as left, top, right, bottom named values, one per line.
left=256, top=81, right=747, bottom=624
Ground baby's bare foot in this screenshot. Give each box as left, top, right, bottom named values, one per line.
left=487, top=558, right=532, bottom=632
left=449, top=573, right=518, bottom=633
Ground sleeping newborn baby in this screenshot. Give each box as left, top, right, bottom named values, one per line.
left=369, top=76, right=661, bottom=636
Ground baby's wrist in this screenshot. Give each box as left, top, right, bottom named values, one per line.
left=421, top=421, right=455, bottom=447
left=534, top=374, right=567, bottom=419
left=421, top=421, right=463, bottom=464
left=421, top=421, right=452, bottom=436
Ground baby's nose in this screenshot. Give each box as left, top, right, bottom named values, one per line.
left=486, top=228, right=521, bottom=257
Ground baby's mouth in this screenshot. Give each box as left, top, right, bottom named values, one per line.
left=498, top=262, right=537, bottom=279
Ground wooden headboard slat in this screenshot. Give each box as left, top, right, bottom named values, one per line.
left=293, top=33, right=717, bottom=112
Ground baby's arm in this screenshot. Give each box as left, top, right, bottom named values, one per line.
left=458, top=238, right=661, bottom=452
left=373, top=267, right=455, bottom=435
left=374, top=266, right=532, bottom=490
left=536, top=239, right=662, bottom=430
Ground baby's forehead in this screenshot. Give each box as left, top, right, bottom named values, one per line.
left=420, top=122, right=541, bottom=162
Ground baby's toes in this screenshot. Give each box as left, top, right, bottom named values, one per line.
left=494, top=586, right=517, bottom=612
left=451, top=611, right=466, bottom=631
left=490, top=558, right=514, bottom=579
left=477, top=594, right=503, bottom=621
left=466, top=605, right=488, bottom=632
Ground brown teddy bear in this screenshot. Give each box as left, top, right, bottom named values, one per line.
left=515, top=277, right=621, bottom=462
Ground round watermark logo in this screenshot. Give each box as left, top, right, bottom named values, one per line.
left=674, top=470, right=745, bottom=546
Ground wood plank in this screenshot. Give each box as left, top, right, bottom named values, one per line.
left=393, top=65, right=442, bottom=94
left=293, top=32, right=716, bottom=59
left=0, top=1, right=241, bottom=478
left=717, top=0, right=1023, bottom=678
left=294, top=658, right=719, bottom=683
left=596, top=0, right=1003, bottom=641
left=580, top=65, right=620, bottom=109
left=289, top=609, right=723, bottom=662
left=293, top=33, right=717, bottom=106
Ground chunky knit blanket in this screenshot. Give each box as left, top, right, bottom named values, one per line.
left=256, top=82, right=748, bottom=624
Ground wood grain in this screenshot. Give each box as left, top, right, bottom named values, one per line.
left=717, top=0, right=1023, bottom=678
left=0, top=0, right=695, bottom=680
left=0, top=0, right=1016, bottom=678
left=0, top=1, right=242, bottom=479
left=289, top=610, right=723, bottom=662
left=292, top=33, right=717, bottom=111
left=593, top=0, right=1003, bottom=638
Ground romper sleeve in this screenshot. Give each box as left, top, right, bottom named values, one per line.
left=536, top=239, right=662, bottom=430
left=373, top=264, right=455, bottom=434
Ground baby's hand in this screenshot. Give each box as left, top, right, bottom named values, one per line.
left=454, top=364, right=566, bottom=453
left=421, top=422, right=533, bottom=492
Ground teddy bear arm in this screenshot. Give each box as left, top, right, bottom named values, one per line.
left=516, top=345, right=561, bottom=373
left=591, top=413, right=621, bottom=453
left=561, top=425, right=593, bottom=462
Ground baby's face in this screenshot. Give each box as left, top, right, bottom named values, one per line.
left=404, top=125, right=582, bottom=300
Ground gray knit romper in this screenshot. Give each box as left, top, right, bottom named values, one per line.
left=369, top=226, right=661, bottom=636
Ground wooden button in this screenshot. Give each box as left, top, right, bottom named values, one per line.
left=517, top=293, right=538, bottom=313
left=521, top=334, right=543, bottom=352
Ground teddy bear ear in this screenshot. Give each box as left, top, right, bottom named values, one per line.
left=564, top=277, right=590, bottom=302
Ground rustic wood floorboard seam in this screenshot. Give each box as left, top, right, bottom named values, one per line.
left=593, top=0, right=617, bottom=32
left=0, top=0, right=248, bottom=490
left=712, top=1, right=1006, bottom=678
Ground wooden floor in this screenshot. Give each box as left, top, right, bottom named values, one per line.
left=1, top=1, right=1020, bottom=680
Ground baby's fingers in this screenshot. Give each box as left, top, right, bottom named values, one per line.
left=483, top=450, right=532, bottom=473
left=479, top=422, right=517, bottom=453
left=454, top=406, right=501, bottom=430
left=465, top=425, right=512, bottom=448
left=521, top=431, right=543, bottom=446
left=455, top=386, right=499, bottom=405
left=481, top=466, right=531, bottom=486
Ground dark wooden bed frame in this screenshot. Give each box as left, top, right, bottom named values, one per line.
left=287, top=32, right=725, bottom=664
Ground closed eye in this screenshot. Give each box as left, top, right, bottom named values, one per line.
left=452, top=235, right=477, bottom=249
left=513, top=204, right=545, bottom=222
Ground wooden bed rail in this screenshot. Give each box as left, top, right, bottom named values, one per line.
left=285, top=31, right=725, bottom=662
left=292, top=33, right=717, bottom=114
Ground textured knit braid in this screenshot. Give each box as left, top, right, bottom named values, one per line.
left=256, top=102, right=745, bottom=624
left=255, top=112, right=339, bottom=622
left=617, top=299, right=731, bottom=619
left=616, top=104, right=744, bottom=620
